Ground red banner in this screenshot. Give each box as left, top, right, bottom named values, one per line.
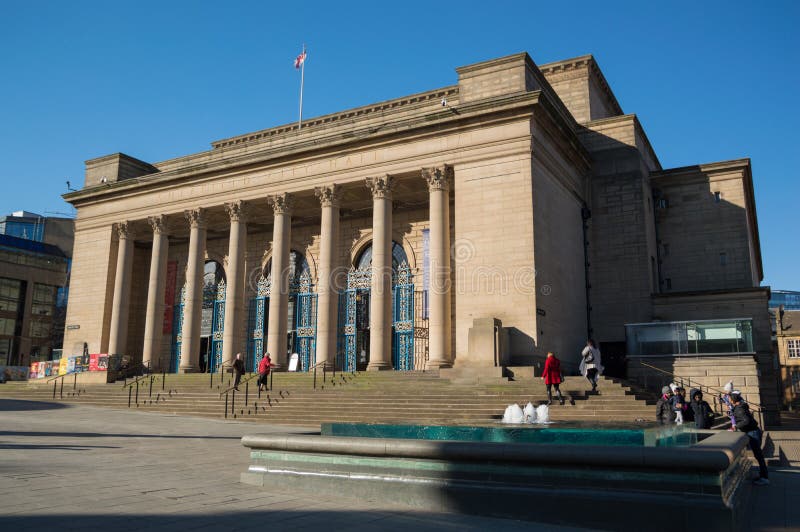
left=163, top=260, right=178, bottom=333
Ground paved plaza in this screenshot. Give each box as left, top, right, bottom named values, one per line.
left=0, top=398, right=798, bottom=531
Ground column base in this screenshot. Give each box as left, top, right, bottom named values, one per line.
left=179, top=366, right=199, bottom=374
left=425, top=359, right=453, bottom=370
left=366, top=362, right=393, bottom=371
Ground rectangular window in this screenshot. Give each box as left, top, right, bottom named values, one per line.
left=714, top=191, right=722, bottom=203
left=0, top=317, right=16, bottom=336
left=788, top=339, right=800, bottom=359
left=665, top=278, right=672, bottom=290
left=29, top=318, right=52, bottom=338
left=720, top=252, right=728, bottom=266
left=792, top=369, right=800, bottom=394
left=663, top=243, right=670, bottom=257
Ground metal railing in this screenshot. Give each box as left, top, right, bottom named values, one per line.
left=123, top=371, right=170, bottom=408
left=46, top=371, right=81, bottom=399
left=210, top=363, right=233, bottom=389
left=638, top=360, right=768, bottom=429
left=219, top=372, right=264, bottom=418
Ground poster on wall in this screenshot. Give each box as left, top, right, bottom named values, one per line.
left=67, top=357, right=76, bottom=373
left=59, top=357, right=68, bottom=375
left=30, top=362, right=39, bottom=379
left=89, top=354, right=99, bottom=371
left=88, top=354, right=109, bottom=371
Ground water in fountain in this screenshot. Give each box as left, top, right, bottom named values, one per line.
left=502, top=404, right=525, bottom=424
left=523, top=402, right=537, bottom=423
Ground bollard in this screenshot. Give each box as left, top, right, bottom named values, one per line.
left=224, top=393, right=228, bottom=418
left=128, top=387, right=132, bottom=407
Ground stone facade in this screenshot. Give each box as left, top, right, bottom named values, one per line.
left=61, top=52, right=772, bottom=410
left=776, top=310, right=800, bottom=406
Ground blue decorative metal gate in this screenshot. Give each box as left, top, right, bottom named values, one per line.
left=208, top=280, right=226, bottom=373
left=247, top=274, right=270, bottom=372
left=341, top=266, right=371, bottom=372
left=170, top=286, right=186, bottom=373
left=293, top=271, right=317, bottom=371
left=392, top=261, right=414, bottom=370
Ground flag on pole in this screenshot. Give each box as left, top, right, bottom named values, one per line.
left=294, top=50, right=307, bottom=69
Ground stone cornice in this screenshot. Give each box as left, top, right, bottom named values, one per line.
left=209, top=86, right=459, bottom=150
left=63, top=90, right=557, bottom=207
left=539, top=54, right=623, bottom=117
left=651, top=158, right=752, bottom=181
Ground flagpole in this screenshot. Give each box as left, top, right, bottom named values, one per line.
left=298, top=44, right=305, bottom=130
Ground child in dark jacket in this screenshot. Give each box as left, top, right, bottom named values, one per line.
left=690, top=389, right=713, bottom=429
left=656, top=386, right=675, bottom=425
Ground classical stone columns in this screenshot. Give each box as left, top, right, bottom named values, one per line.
left=367, top=176, right=395, bottom=371
left=266, top=194, right=293, bottom=369
left=179, top=208, right=207, bottom=373
left=108, top=222, right=135, bottom=357
left=142, top=216, right=169, bottom=371
left=222, top=201, right=248, bottom=368
left=423, top=165, right=453, bottom=369
left=314, top=185, right=342, bottom=369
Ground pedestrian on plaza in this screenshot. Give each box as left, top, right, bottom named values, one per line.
left=541, top=352, right=566, bottom=406
left=258, top=353, right=273, bottom=392
left=690, top=389, right=714, bottom=430
left=671, top=386, right=687, bottom=425
left=731, top=392, right=769, bottom=486
left=580, top=339, right=603, bottom=391
left=721, top=381, right=737, bottom=431
left=232, top=353, right=245, bottom=391
left=656, top=385, right=675, bottom=425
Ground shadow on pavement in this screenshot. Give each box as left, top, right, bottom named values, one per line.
left=0, top=399, right=70, bottom=411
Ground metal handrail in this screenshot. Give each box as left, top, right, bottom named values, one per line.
left=47, top=371, right=79, bottom=399
left=211, top=363, right=233, bottom=389
left=219, top=372, right=264, bottom=419
left=638, top=360, right=769, bottom=428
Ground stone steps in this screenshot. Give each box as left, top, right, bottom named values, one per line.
left=0, top=373, right=656, bottom=425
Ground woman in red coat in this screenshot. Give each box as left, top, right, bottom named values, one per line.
left=542, top=352, right=565, bottom=405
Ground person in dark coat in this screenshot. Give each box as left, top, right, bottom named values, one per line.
left=656, top=386, right=675, bottom=425
left=731, top=392, right=769, bottom=485
left=232, top=353, right=245, bottom=391
left=690, top=389, right=713, bottom=429
left=541, top=352, right=565, bottom=406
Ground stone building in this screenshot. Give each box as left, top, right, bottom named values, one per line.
left=60, top=52, right=776, bottom=417
left=776, top=309, right=800, bottom=406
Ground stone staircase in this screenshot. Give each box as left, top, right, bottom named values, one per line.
left=0, top=372, right=657, bottom=426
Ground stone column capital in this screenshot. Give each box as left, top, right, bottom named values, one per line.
left=225, top=200, right=249, bottom=222
left=268, top=193, right=294, bottom=215
left=366, top=175, right=395, bottom=200
left=422, top=165, right=453, bottom=192
left=185, top=208, right=207, bottom=229
left=315, top=184, right=342, bottom=208
left=148, top=215, right=169, bottom=235
left=115, top=221, right=135, bottom=240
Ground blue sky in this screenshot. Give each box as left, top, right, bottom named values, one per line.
left=1, top=1, right=797, bottom=290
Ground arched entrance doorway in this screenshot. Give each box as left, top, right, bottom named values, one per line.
left=338, top=242, right=414, bottom=372
left=170, top=260, right=226, bottom=373
left=247, top=250, right=316, bottom=371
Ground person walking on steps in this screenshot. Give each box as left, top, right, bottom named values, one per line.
left=257, top=353, right=273, bottom=392
left=731, top=392, right=769, bottom=486
left=232, top=353, right=245, bottom=391
left=580, top=339, right=603, bottom=391
left=542, top=352, right=566, bottom=406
